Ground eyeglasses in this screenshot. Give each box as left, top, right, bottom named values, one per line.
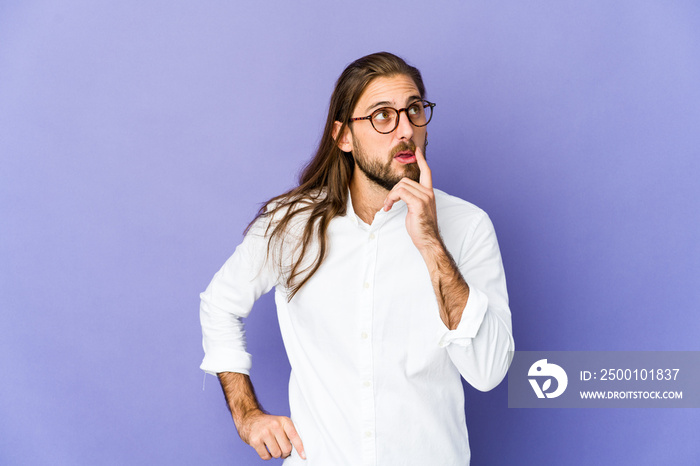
left=349, top=100, right=436, bottom=134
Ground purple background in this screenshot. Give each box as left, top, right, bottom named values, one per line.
left=1, top=1, right=699, bottom=465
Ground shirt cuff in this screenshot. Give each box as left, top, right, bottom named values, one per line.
left=438, top=285, right=489, bottom=348
left=200, top=349, right=252, bottom=376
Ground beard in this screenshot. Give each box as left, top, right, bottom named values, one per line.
left=352, top=138, right=422, bottom=191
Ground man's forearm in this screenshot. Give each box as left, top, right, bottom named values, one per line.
left=421, top=239, right=470, bottom=330
left=217, top=372, right=263, bottom=427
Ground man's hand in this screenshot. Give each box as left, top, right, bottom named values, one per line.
left=383, top=146, right=440, bottom=254
left=218, top=372, right=306, bottom=461
left=237, top=409, right=306, bottom=460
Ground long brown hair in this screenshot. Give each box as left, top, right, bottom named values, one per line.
left=250, top=52, right=426, bottom=299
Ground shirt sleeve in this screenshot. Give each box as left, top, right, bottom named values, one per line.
left=199, top=218, right=278, bottom=375
left=439, top=211, right=515, bottom=392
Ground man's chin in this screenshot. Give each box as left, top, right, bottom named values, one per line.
left=384, top=166, right=419, bottom=189
left=401, top=163, right=420, bottom=183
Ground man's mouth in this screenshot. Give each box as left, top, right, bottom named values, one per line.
left=394, top=150, right=416, bottom=164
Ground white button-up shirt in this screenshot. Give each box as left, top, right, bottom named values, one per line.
left=200, top=189, right=514, bottom=465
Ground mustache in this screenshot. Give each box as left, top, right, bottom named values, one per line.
left=390, top=140, right=416, bottom=158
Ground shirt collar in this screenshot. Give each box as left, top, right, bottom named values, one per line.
left=345, top=188, right=406, bottom=230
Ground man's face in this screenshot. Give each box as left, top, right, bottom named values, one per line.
left=343, top=74, right=427, bottom=191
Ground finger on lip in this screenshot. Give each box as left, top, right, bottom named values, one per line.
left=417, top=147, right=429, bottom=164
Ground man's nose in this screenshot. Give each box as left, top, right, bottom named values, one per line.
left=394, top=109, right=414, bottom=140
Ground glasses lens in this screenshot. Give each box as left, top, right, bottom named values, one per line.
left=371, top=108, right=398, bottom=133
left=407, top=101, right=432, bottom=127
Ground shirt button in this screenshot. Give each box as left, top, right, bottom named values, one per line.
left=365, top=431, right=373, bottom=438
left=361, top=332, right=368, bottom=340
left=369, top=233, right=376, bottom=240
left=363, top=380, right=371, bottom=387
left=363, top=282, right=370, bottom=289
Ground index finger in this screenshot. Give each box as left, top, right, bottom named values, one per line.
left=283, top=418, right=306, bottom=460
left=415, top=145, right=432, bottom=189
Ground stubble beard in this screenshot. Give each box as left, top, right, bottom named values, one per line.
left=352, top=138, right=422, bottom=191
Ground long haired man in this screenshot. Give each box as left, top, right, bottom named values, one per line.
left=200, top=52, right=514, bottom=465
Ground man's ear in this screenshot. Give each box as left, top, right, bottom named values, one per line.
left=332, top=121, right=353, bottom=153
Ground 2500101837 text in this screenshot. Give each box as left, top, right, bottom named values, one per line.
left=593, top=369, right=680, bottom=381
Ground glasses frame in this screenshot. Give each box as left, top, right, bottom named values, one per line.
left=349, top=99, right=436, bottom=134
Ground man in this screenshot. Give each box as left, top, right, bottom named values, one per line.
left=200, top=52, right=514, bottom=465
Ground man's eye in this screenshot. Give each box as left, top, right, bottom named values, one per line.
left=373, top=109, right=391, bottom=121
left=408, top=103, right=422, bottom=115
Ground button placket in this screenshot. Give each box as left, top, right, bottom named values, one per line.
left=359, top=226, right=379, bottom=466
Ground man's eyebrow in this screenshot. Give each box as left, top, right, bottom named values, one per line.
left=365, top=95, right=422, bottom=113
left=365, top=100, right=393, bottom=113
